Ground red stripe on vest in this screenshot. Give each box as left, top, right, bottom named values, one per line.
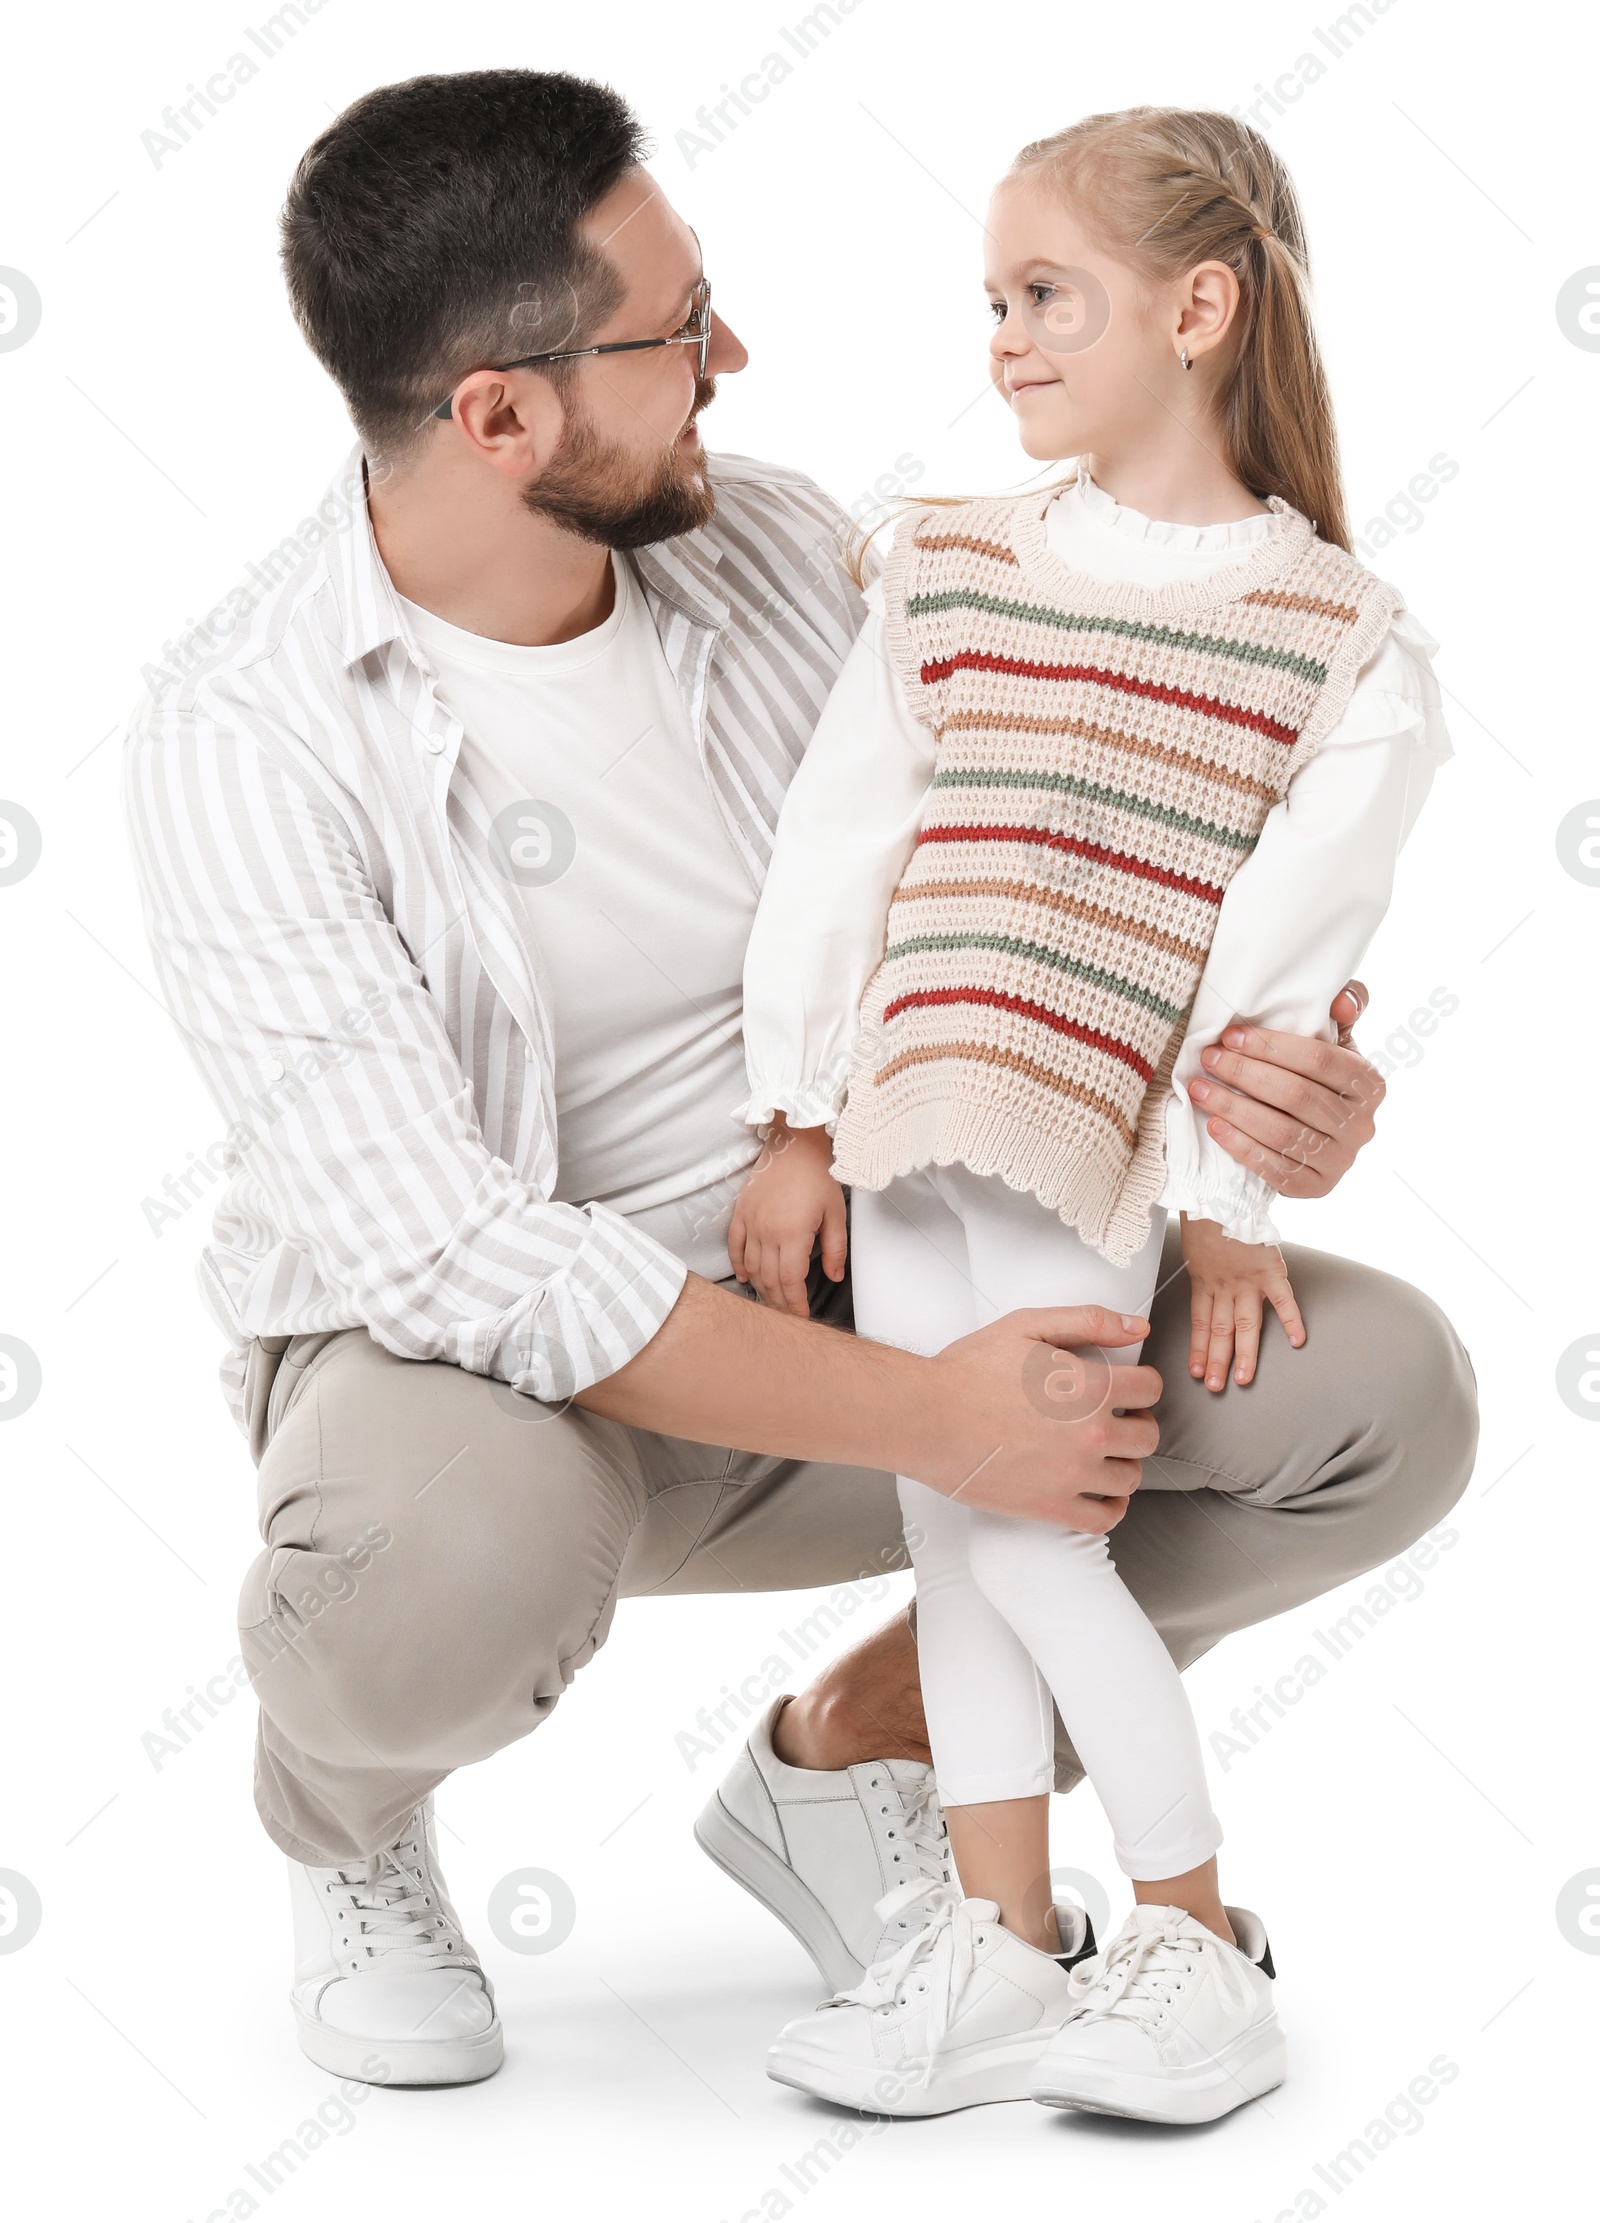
left=880, top=986, right=1155, bottom=1083
left=915, top=823, right=1226, bottom=906
left=919, top=651, right=1299, bottom=747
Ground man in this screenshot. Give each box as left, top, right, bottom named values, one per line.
left=125, top=69, right=1476, bottom=2088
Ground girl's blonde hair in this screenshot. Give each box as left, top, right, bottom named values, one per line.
left=1011, top=106, right=1350, bottom=549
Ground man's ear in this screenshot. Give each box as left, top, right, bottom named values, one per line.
left=445, top=371, right=568, bottom=483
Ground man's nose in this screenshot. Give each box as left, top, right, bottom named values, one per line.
left=707, top=311, right=749, bottom=375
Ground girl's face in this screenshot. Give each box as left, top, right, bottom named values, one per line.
left=984, top=172, right=1197, bottom=463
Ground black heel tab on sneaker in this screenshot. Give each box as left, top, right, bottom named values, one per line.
left=1054, top=1912, right=1097, bottom=1971
left=1223, top=1905, right=1275, bottom=1977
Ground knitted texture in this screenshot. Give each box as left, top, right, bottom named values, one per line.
left=830, top=480, right=1402, bottom=1263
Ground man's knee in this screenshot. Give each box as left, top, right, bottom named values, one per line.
left=1286, top=1245, right=1480, bottom=1523
left=242, top=1333, right=643, bottom=1767
left=1153, top=1243, right=1478, bottom=1515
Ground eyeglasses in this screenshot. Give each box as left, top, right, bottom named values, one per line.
left=433, top=281, right=712, bottom=421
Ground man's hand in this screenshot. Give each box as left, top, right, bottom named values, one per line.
left=921, top=1305, right=1161, bottom=1530
left=1185, top=980, right=1384, bottom=1200
left=575, top=1279, right=1160, bottom=1532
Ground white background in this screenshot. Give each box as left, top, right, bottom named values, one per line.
left=1, top=0, right=1596, bottom=2216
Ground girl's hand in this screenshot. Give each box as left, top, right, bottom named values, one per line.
left=1179, top=1212, right=1306, bottom=1392
left=727, top=1117, right=848, bottom=1318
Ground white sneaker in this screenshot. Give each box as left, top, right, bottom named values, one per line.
left=694, top=1697, right=953, bottom=1992
left=767, top=1878, right=1094, bottom=2116
left=290, top=1801, right=503, bottom=2085
left=1030, top=1903, right=1284, bottom=2124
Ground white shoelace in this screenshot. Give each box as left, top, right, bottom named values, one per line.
left=832, top=1878, right=984, bottom=2084
left=895, top=1776, right=953, bottom=1884
left=323, top=1838, right=474, bottom=1977
left=1067, top=1912, right=1254, bottom=2033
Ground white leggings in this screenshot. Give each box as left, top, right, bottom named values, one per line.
left=850, top=1166, right=1222, bottom=1882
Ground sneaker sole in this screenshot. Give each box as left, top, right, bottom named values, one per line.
left=1030, top=2016, right=1285, bottom=2124
left=294, top=2006, right=505, bottom=2087
left=769, top=2028, right=1058, bottom=2116
left=694, top=1791, right=863, bottom=1995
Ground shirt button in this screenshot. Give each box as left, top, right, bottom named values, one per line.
left=265, top=1059, right=286, bottom=1081
left=424, top=733, right=446, bottom=755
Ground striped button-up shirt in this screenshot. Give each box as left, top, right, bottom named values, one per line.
left=124, top=447, right=868, bottom=1427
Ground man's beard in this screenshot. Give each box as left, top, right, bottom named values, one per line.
left=522, top=377, right=718, bottom=548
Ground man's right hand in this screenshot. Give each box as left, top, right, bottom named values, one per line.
left=575, top=1277, right=1160, bottom=1532
left=912, top=1305, right=1160, bottom=1531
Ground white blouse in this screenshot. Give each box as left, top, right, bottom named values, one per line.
left=736, top=470, right=1453, bottom=1246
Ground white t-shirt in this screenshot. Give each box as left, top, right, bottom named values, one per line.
left=398, top=554, right=761, bottom=1281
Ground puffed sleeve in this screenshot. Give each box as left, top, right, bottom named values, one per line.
left=737, top=578, right=937, bottom=1129
left=1158, top=609, right=1451, bottom=1243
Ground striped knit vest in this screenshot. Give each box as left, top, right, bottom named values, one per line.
left=829, top=479, right=1401, bottom=1263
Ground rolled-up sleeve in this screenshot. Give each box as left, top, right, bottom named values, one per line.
left=124, top=704, right=686, bottom=1407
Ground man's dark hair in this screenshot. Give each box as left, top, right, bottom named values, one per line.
left=281, top=71, right=648, bottom=464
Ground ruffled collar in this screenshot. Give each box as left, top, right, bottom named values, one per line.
left=1068, top=465, right=1273, bottom=554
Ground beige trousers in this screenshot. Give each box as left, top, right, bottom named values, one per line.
left=239, top=1229, right=1477, bottom=1863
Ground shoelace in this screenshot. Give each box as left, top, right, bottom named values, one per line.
left=864, top=1770, right=952, bottom=1953
left=831, top=1878, right=985, bottom=2085
left=1067, top=1913, right=1254, bottom=2033
left=324, top=1836, right=473, bottom=1977
left=896, top=1775, right=953, bottom=1884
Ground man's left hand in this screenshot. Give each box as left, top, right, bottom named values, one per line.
left=1186, top=980, right=1383, bottom=1200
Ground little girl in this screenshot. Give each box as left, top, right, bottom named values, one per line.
left=730, top=106, right=1449, bottom=2123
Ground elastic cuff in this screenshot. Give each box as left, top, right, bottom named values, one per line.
left=1170, top=1196, right=1284, bottom=1248
left=733, top=1076, right=846, bottom=1131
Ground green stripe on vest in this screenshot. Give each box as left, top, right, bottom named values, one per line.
left=884, top=931, right=1188, bottom=1026
left=930, top=765, right=1258, bottom=853
left=906, top=589, right=1330, bottom=685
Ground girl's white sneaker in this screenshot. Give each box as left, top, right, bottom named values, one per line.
left=1029, top=1903, right=1284, bottom=2124
left=766, top=1878, right=1091, bottom=2116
